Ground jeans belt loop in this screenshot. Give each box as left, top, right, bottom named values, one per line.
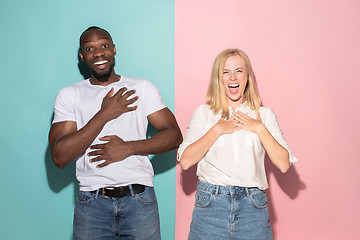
left=94, top=188, right=100, bottom=198
left=129, top=184, right=135, bottom=196
left=245, top=187, right=250, bottom=197
left=215, top=185, right=219, bottom=197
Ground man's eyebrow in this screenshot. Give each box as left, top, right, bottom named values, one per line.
left=98, top=37, right=110, bottom=41
left=82, top=37, right=110, bottom=45
left=82, top=40, right=92, bottom=45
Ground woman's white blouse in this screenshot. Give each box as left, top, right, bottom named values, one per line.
left=177, top=103, right=297, bottom=190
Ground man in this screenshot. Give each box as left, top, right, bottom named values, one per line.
left=49, top=26, right=182, bottom=240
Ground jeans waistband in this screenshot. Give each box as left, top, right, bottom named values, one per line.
left=197, top=181, right=259, bottom=196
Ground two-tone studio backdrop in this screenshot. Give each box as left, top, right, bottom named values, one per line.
left=1, top=0, right=359, bottom=239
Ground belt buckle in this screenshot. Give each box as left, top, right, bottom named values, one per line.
left=101, top=187, right=111, bottom=198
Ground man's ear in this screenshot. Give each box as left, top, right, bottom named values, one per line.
left=79, top=49, right=85, bottom=62
left=113, top=45, right=116, bottom=56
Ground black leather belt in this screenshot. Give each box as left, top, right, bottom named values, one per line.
left=93, top=184, right=146, bottom=198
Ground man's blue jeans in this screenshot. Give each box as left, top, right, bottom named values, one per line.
left=188, top=181, right=273, bottom=240
left=73, top=186, right=161, bottom=240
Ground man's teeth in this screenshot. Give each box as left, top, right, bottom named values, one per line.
left=228, top=84, right=239, bottom=88
left=94, top=60, right=108, bottom=65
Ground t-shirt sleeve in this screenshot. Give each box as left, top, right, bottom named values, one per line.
left=263, top=108, right=298, bottom=164
left=52, top=87, right=76, bottom=124
left=177, top=105, right=205, bottom=161
left=142, top=80, right=167, bottom=116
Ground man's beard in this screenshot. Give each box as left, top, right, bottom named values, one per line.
left=91, top=59, right=115, bottom=82
left=92, top=68, right=113, bottom=82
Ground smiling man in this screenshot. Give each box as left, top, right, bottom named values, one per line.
left=49, top=26, right=182, bottom=240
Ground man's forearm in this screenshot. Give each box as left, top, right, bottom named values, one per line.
left=50, top=112, right=108, bottom=168
left=128, top=127, right=183, bottom=156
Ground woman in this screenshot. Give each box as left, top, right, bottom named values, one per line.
left=178, top=48, right=297, bottom=240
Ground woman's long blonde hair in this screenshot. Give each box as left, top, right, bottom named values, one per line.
left=206, top=48, right=261, bottom=117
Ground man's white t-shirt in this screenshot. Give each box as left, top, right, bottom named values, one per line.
left=53, top=76, right=166, bottom=191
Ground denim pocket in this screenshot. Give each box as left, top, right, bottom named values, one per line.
left=249, top=189, right=268, bottom=209
left=135, top=187, right=157, bottom=205
left=194, top=190, right=212, bottom=208
left=77, top=191, right=95, bottom=205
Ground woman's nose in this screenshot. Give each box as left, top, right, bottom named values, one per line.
left=230, top=72, right=237, bottom=81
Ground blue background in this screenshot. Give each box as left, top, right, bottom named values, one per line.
left=0, top=0, right=176, bottom=239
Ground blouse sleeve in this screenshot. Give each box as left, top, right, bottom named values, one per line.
left=263, top=108, right=298, bottom=164
left=177, top=105, right=206, bottom=161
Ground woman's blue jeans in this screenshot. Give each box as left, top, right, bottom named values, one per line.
left=188, top=181, right=273, bottom=240
left=73, top=186, right=161, bottom=240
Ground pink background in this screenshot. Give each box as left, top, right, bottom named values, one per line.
left=175, top=0, right=360, bottom=239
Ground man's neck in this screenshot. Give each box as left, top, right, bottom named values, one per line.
left=89, top=71, right=120, bottom=86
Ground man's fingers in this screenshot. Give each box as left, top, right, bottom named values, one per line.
left=125, top=106, right=138, bottom=112
left=122, top=89, right=136, bottom=98
left=89, top=143, right=106, bottom=149
left=114, top=88, right=135, bottom=99
left=89, top=155, right=104, bottom=162
left=114, top=87, right=127, bottom=97
left=126, top=95, right=139, bottom=105
left=99, top=135, right=116, bottom=141
left=96, top=161, right=110, bottom=168
left=88, top=149, right=102, bottom=156
left=104, top=88, right=114, bottom=98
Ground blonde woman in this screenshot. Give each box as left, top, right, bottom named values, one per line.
left=178, top=49, right=297, bottom=240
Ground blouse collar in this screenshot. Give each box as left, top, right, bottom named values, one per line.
left=229, top=101, right=252, bottom=117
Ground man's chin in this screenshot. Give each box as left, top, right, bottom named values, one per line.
left=92, top=70, right=112, bottom=81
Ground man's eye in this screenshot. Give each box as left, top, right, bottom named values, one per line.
left=86, top=47, right=93, bottom=51
left=102, top=44, right=109, bottom=48
left=237, top=70, right=243, bottom=73
left=223, top=72, right=229, bottom=74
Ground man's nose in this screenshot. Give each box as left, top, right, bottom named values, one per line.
left=93, top=48, right=105, bottom=57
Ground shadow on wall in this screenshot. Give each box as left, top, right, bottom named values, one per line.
left=179, top=154, right=306, bottom=240
left=148, top=123, right=177, bottom=174
left=265, top=155, right=306, bottom=240
left=78, top=50, right=91, bottom=79
left=180, top=163, right=198, bottom=195
left=44, top=113, right=79, bottom=204
left=45, top=144, right=79, bottom=204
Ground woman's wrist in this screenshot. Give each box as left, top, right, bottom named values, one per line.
left=213, top=123, right=224, bottom=136
left=255, top=122, right=266, bottom=135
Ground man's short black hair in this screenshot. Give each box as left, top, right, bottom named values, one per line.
left=79, top=26, right=113, bottom=51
